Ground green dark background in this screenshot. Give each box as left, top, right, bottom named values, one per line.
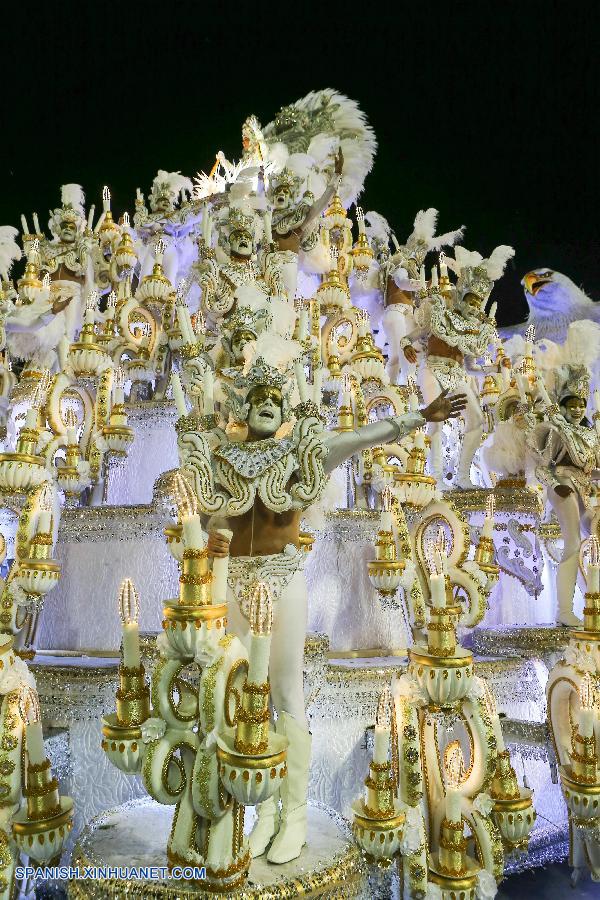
left=2, top=1, right=598, bottom=326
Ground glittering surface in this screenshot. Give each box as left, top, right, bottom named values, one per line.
left=70, top=798, right=367, bottom=898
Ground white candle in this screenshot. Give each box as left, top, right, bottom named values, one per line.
left=38, top=509, right=52, bottom=534
left=294, top=359, right=309, bottom=402
left=298, top=308, right=309, bottom=342
left=248, top=583, right=273, bottom=684
left=248, top=633, right=271, bottom=684
left=118, top=578, right=141, bottom=668
left=136, top=188, right=143, bottom=201
left=419, top=266, right=426, bottom=288
left=587, top=538, right=600, bottom=592
left=340, top=374, right=352, bottom=408
left=446, top=785, right=462, bottom=823
left=211, top=528, right=233, bottom=603
left=374, top=687, right=391, bottom=764
left=414, top=430, right=426, bottom=450
left=440, top=258, right=448, bottom=278
left=182, top=513, right=205, bottom=550
left=176, top=303, right=195, bottom=344
left=202, top=368, right=215, bottom=416
left=21, top=214, right=30, bottom=235
left=430, top=572, right=446, bottom=608
left=357, top=314, right=368, bottom=338
left=516, top=374, right=528, bottom=403
left=373, top=723, right=390, bottom=765
left=122, top=621, right=141, bottom=669
left=25, top=405, right=39, bottom=429
left=87, top=204, right=95, bottom=231
left=26, top=720, right=46, bottom=766
left=482, top=495, right=495, bottom=540
left=431, top=266, right=439, bottom=288
left=579, top=674, right=596, bottom=738
left=103, top=186, right=111, bottom=212
left=33, top=213, right=40, bottom=234
left=171, top=373, right=188, bottom=417
left=380, top=509, right=393, bottom=533
left=66, top=423, right=77, bottom=446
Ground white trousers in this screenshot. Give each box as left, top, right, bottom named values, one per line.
left=227, top=568, right=308, bottom=727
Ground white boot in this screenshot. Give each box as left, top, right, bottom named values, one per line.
left=267, top=713, right=311, bottom=865
left=455, top=426, right=483, bottom=490
left=248, top=793, right=279, bottom=858
left=557, top=551, right=583, bottom=627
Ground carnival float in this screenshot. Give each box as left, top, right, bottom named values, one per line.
left=0, top=88, right=598, bottom=898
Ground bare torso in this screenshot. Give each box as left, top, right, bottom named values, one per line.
left=227, top=498, right=302, bottom=557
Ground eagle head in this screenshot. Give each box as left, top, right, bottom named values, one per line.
left=521, top=268, right=590, bottom=316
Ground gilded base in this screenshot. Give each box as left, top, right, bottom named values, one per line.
left=69, top=798, right=367, bottom=898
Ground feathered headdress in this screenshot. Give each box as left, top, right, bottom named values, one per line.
left=391, top=208, right=464, bottom=274
left=48, top=184, right=86, bottom=237
left=448, top=244, right=514, bottom=304
left=217, top=201, right=264, bottom=249
left=0, top=226, right=22, bottom=280
left=364, top=211, right=391, bottom=254
left=149, top=170, right=193, bottom=209
left=221, top=332, right=303, bottom=423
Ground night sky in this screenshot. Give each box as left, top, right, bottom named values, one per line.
left=2, top=2, right=598, bottom=326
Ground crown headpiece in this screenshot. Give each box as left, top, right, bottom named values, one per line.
left=48, top=184, right=86, bottom=237
left=557, top=364, right=590, bottom=405
left=234, top=357, right=285, bottom=393
left=224, top=305, right=271, bottom=338
left=268, top=167, right=302, bottom=200
left=451, top=244, right=514, bottom=304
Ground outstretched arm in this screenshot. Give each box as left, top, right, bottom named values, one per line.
left=322, top=390, right=467, bottom=474
left=323, top=412, right=425, bottom=474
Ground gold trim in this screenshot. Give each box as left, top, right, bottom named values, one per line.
left=101, top=716, right=143, bottom=742
left=217, top=747, right=286, bottom=770
left=353, top=811, right=405, bottom=831
left=327, top=647, right=407, bottom=659
left=561, top=769, right=600, bottom=795
left=409, top=649, right=473, bottom=668
left=492, top=795, right=534, bottom=812
left=163, top=604, right=227, bottom=621
left=13, top=804, right=73, bottom=836
left=570, top=631, right=600, bottom=642
left=0, top=452, right=45, bottom=466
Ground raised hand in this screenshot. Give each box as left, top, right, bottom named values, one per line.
left=421, top=389, right=467, bottom=423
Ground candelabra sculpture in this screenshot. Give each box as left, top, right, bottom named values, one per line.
left=101, top=474, right=287, bottom=892
left=547, top=537, right=600, bottom=884
left=355, top=495, right=534, bottom=898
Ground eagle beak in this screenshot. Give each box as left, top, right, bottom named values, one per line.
left=523, top=271, right=553, bottom=296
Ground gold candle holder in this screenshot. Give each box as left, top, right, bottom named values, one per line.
left=569, top=731, right=598, bottom=784
left=474, top=536, right=496, bottom=568
left=23, top=758, right=62, bottom=821
left=234, top=584, right=272, bottom=755
left=116, top=663, right=151, bottom=727
left=179, top=548, right=212, bottom=606
left=234, top=681, right=270, bottom=755
left=16, top=427, right=40, bottom=457
left=438, top=817, right=468, bottom=877
left=583, top=591, right=600, bottom=633
left=363, top=759, right=395, bottom=819
left=427, top=606, right=458, bottom=657
left=490, top=750, right=521, bottom=800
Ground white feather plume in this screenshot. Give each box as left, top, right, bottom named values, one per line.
left=0, top=226, right=21, bottom=279
left=242, top=331, right=302, bottom=373
left=562, top=319, right=600, bottom=370
left=364, top=211, right=391, bottom=244
left=152, top=170, right=193, bottom=198
left=60, top=184, right=85, bottom=211
left=485, top=245, right=515, bottom=280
